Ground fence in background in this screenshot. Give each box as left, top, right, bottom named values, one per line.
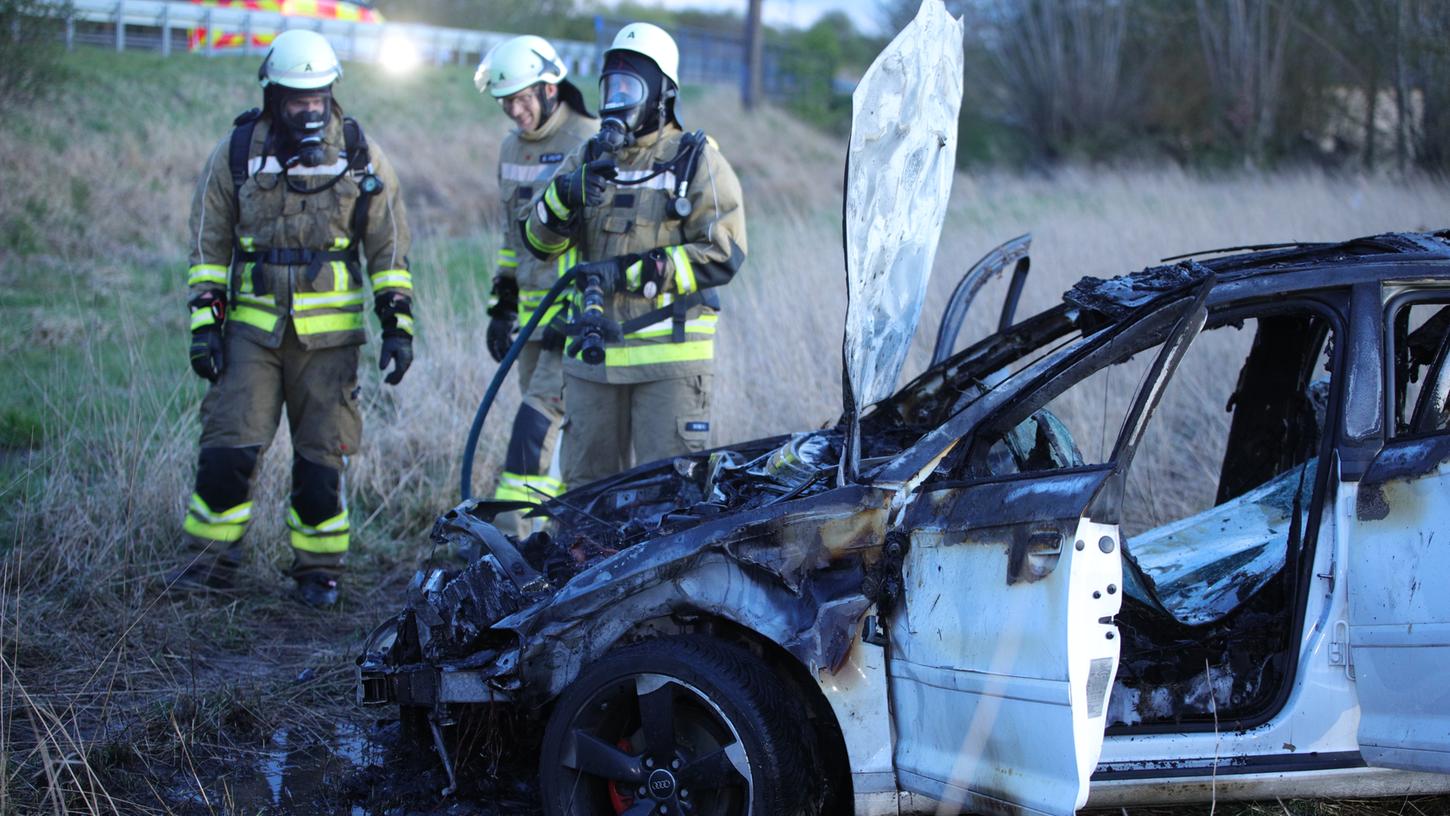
left=50, top=0, right=598, bottom=76
left=41, top=2, right=827, bottom=97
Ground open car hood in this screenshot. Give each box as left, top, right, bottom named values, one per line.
left=841, top=0, right=964, bottom=433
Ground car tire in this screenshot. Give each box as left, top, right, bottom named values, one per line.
left=539, top=635, right=816, bottom=816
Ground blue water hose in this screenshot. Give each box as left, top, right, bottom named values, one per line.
left=460, top=268, right=580, bottom=500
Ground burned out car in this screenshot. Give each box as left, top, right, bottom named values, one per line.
left=358, top=6, right=1450, bottom=816
left=360, top=227, right=1450, bottom=814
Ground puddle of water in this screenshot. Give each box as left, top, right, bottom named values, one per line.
left=165, top=717, right=539, bottom=815
left=168, top=721, right=380, bottom=815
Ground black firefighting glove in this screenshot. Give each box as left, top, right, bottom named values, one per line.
left=486, top=275, right=518, bottom=363
left=189, top=326, right=225, bottom=382
left=375, top=293, right=414, bottom=386
left=570, top=255, right=635, bottom=298
left=552, top=156, right=618, bottom=212
left=188, top=291, right=226, bottom=382
left=571, top=252, right=667, bottom=298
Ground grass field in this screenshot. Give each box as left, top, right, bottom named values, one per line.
left=2, top=48, right=1450, bottom=814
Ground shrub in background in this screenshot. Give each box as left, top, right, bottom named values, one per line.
left=0, top=0, right=71, bottom=103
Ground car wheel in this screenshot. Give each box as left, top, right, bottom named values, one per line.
left=539, top=635, right=815, bottom=816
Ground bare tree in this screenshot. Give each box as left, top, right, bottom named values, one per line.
left=966, top=0, right=1133, bottom=159
left=1193, top=0, right=1304, bottom=163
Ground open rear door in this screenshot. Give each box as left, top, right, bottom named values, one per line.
left=1347, top=295, right=1450, bottom=774
left=887, top=280, right=1210, bottom=815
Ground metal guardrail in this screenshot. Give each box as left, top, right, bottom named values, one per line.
left=49, top=0, right=599, bottom=74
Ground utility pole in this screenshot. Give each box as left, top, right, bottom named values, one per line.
left=743, top=0, right=764, bottom=110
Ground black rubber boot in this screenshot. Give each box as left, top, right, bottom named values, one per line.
left=292, top=573, right=339, bottom=609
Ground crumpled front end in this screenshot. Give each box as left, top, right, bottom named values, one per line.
left=359, top=430, right=901, bottom=714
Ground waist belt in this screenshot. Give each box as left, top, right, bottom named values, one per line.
left=618, top=289, right=721, bottom=342
left=235, top=246, right=361, bottom=295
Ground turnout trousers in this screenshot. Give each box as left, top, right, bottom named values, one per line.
left=491, top=342, right=566, bottom=539
left=562, top=373, right=713, bottom=487
left=181, top=323, right=362, bottom=579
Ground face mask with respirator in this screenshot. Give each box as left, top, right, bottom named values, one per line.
left=277, top=89, right=331, bottom=167
left=596, top=71, right=648, bottom=154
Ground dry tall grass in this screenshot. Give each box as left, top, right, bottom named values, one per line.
left=2, top=49, right=1449, bottom=813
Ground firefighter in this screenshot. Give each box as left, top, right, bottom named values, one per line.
left=171, top=30, right=415, bottom=608
left=522, top=23, right=746, bottom=486
left=475, top=36, right=596, bottom=538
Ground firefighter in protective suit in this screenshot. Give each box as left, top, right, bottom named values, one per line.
left=172, top=30, right=415, bottom=608
left=523, top=23, right=746, bottom=486
left=476, top=36, right=596, bottom=538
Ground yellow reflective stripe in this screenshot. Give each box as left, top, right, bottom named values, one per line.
left=605, top=339, right=715, bottom=367
left=544, top=182, right=571, bottom=220
left=184, top=515, right=248, bottom=543
left=232, top=305, right=279, bottom=331
left=555, top=246, right=579, bottom=278
left=287, top=508, right=349, bottom=535
left=189, top=494, right=252, bottom=524
left=519, top=289, right=549, bottom=307
left=190, top=309, right=217, bottom=331
left=188, top=264, right=229, bottom=287
left=394, top=313, right=415, bottom=335
left=294, top=311, right=365, bottom=335
left=526, top=220, right=570, bottom=255
left=332, top=261, right=347, bottom=292
left=295, top=290, right=366, bottom=310
left=497, top=248, right=519, bottom=268
left=624, top=259, right=643, bottom=291
left=667, top=246, right=697, bottom=295
left=290, top=530, right=349, bottom=553
left=370, top=270, right=413, bottom=290
left=494, top=472, right=566, bottom=501
left=624, top=314, right=718, bottom=340
left=239, top=236, right=256, bottom=251
left=236, top=292, right=275, bottom=308
left=330, top=236, right=351, bottom=250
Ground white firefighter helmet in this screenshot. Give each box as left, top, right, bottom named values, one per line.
left=606, top=23, right=680, bottom=87
left=479, top=35, right=568, bottom=98
left=258, top=30, right=342, bottom=90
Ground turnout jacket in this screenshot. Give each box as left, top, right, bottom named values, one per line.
left=186, top=106, right=413, bottom=351
left=494, top=103, right=597, bottom=332
left=523, top=123, right=747, bottom=384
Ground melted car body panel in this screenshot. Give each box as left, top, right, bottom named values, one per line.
left=842, top=0, right=963, bottom=417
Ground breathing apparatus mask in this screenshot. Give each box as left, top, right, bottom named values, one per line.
left=596, top=52, right=674, bottom=154
left=269, top=85, right=332, bottom=167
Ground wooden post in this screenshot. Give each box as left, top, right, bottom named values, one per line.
left=115, top=0, right=126, bottom=52
left=242, top=11, right=252, bottom=56
left=205, top=7, right=214, bottom=57
left=160, top=3, right=170, bottom=57
left=65, top=14, right=74, bottom=51
left=743, top=0, right=764, bottom=110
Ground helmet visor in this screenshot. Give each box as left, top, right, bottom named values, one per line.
left=599, top=72, right=647, bottom=115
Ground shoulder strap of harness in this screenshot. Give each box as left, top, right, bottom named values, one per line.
left=343, top=116, right=379, bottom=252
left=679, top=130, right=708, bottom=183
left=228, top=108, right=263, bottom=211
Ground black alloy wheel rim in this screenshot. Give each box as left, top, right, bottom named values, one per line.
left=557, top=673, right=753, bottom=815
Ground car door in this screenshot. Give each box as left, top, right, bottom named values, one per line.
left=885, top=280, right=1211, bottom=816
left=1347, top=287, right=1450, bottom=774
left=930, top=233, right=1033, bottom=366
